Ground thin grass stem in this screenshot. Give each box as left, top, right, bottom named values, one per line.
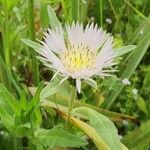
left=108, top=0, right=121, bottom=33
left=66, top=89, right=77, bottom=130
left=71, top=0, right=80, bottom=22
left=4, top=4, right=10, bottom=69
left=124, top=0, right=150, bottom=24
left=99, top=0, right=103, bottom=27
left=28, top=0, right=39, bottom=86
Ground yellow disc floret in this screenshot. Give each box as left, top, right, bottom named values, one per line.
left=60, top=43, right=96, bottom=73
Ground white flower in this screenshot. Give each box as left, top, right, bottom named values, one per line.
left=105, top=18, right=112, bottom=24
left=132, top=89, right=138, bottom=95
left=37, top=22, right=124, bottom=93
left=118, top=135, right=123, bottom=140
left=122, top=78, right=131, bottom=85
left=140, top=30, right=143, bottom=35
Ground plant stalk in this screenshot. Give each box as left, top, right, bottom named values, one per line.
left=71, top=0, right=80, bottom=22
left=99, top=0, right=103, bottom=26
left=28, top=0, right=39, bottom=86
left=66, top=89, right=77, bottom=130
left=4, top=4, right=10, bottom=69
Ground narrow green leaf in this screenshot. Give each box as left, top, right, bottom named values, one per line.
left=105, top=32, right=150, bottom=109
left=40, top=77, right=72, bottom=100
left=33, top=127, right=87, bottom=149
left=0, top=83, right=20, bottom=116
left=114, top=45, right=136, bottom=57
left=71, top=0, right=80, bottom=21
left=47, top=5, right=61, bottom=29
left=20, top=91, right=27, bottom=111
left=21, top=38, right=43, bottom=53
left=40, top=79, right=61, bottom=99
left=0, top=0, right=19, bottom=10
left=122, top=120, right=150, bottom=150
left=136, top=97, right=149, bottom=116
left=40, top=1, right=49, bottom=28
left=72, top=107, right=122, bottom=150
left=31, top=81, right=44, bottom=106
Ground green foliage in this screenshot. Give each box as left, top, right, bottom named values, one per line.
left=33, top=127, right=87, bottom=149
left=0, top=0, right=19, bottom=10
left=0, top=83, right=43, bottom=137
left=105, top=31, right=150, bottom=109
left=72, top=107, right=122, bottom=150
left=0, top=83, right=87, bottom=149
left=122, top=120, right=150, bottom=150
left=0, top=0, right=150, bottom=149
left=21, top=39, right=43, bottom=54
left=47, top=5, right=61, bottom=29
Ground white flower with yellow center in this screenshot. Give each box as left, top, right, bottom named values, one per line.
left=25, top=22, right=134, bottom=93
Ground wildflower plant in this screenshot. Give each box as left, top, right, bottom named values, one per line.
left=22, top=7, right=136, bottom=149
left=0, top=0, right=150, bottom=150
left=1, top=0, right=149, bottom=149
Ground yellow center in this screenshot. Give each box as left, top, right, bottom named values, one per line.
left=60, top=44, right=96, bottom=73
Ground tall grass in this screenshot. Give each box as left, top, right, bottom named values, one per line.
left=27, top=0, right=39, bottom=86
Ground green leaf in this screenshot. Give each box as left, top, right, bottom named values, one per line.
left=84, top=78, right=98, bottom=89
left=33, top=127, right=87, bottom=149
left=114, top=45, right=137, bottom=57
left=72, top=107, right=122, bottom=150
left=122, top=120, right=150, bottom=150
left=31, top=81, right=44, bottom=107
left=21, top=39, right=43, bottom=53
left=40, top=78, right=61, bottom=99
left=0, top=0, right=19, bottom=10
left=105, top=32, right=150, bottom=109
left=15, top=123, right=31, bottom=137
left=0, top=84, right=21, bottom=133
left=40, top=77, right=71, bottom=100
left=28, top=83, right=44, bottom=130
left=20, top=91, right=27, bottom=111
left=136, top=97, right=149, bottom=116
left=0, top=83, right=20, bottom=116
left=71, top=0, right=80, bottom=21
left=47, top=5, right=61, bottom=29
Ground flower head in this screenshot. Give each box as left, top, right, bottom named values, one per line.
left=132, top=89, right=138, bottom=95
left=37, top=22, right=123, bottom=93
left=122, top=78, right=131, bottom=85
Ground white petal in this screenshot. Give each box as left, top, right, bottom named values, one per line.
left=66, top=23, right=109, bottom=51
left=71, top=68, right=98, bottom=79
left=97, top=72, right=113, bottom=77
left=76, top=78, right=81, bottom=93
left=83, top=23, right=109, bottom=50
left=44, top=26, right=66, bottom=53
left=37, top=40, right=69, bottom=75
left=66, top=22, right=84, bottom=47
left=96, top=36, right=114, bottom=70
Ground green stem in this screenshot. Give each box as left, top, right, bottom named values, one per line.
left=66, top=89, right=77, bottom=130
left=124, top=0, right=150, bottom=24
left=99, top=0, right=103, bottom=27
left=13, top=137, right=17, bottom=150
left=4, top=4, right=10, bottom=69
left=71, top=0, right=80, bottom=22
left=28, top=0, right=39, bottom=86
left=108, top=0, right=121, bottom=34
left=29, top=140, right=36, bottom=150
left=40, top=1, right=49, bottom=29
